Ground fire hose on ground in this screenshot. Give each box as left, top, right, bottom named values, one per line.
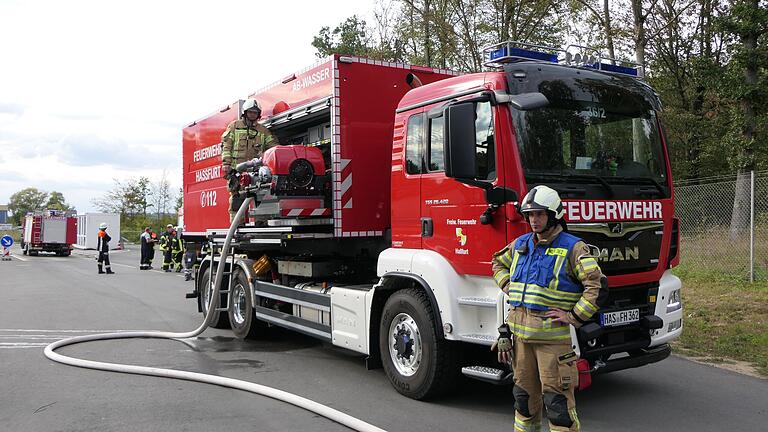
left=44, top=196, right=386, bottom=432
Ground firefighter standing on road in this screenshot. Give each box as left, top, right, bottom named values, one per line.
left=220, top=98, right=277, bottom=222
left=170, top=229, right=184, bottom=272
left=139, top=227, right=155, bottom=270
left=159, top=224, right=174, bottom=272
left=96, top=222, right=115, bottom=275
left=492, top=186, right=606, bottom=432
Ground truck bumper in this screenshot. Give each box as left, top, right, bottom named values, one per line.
left=649, top=270, right=684, bottom=347
left=592, top=343, right=672, bottom=374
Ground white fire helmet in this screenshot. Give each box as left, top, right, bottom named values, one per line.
left=520, top=185, right=565, bottom=219
left=99, top=222, right=108, bottom=230
left=242, top=98, right=262, bottom=115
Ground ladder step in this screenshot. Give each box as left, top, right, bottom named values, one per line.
left=461, top=366, right=513, bottom=385
left=457, top=296, right=497, bottom=308
left=459, top=333, right=496, bottom=345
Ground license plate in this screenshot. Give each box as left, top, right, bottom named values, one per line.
left=600, top=309, right=640, bottom=327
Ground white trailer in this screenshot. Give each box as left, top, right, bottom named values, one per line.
left=76, top=213, right=121, bottom=250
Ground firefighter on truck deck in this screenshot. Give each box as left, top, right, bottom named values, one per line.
left=492, top=185, right=607, bottom=432
left=220, top=98, right=277, bottom=222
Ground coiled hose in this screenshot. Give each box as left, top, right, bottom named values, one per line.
left=44, top=197, right=386, bottom=432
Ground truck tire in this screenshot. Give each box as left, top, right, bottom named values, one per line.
left=228, top=269, right=265, bottom=340
left=379, top=288, right=458, bottom=400
left=198, top=267, right=230, bottom=329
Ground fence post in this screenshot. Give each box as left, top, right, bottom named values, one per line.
left=750, top=170, right=755, bottom=283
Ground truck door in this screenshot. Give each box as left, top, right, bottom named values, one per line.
left=420, top=101, right=508, bottom=275
left=390, top=114, right=425, bottom=249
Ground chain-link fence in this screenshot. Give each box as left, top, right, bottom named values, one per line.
left=674, top=170, right=768, bottom=281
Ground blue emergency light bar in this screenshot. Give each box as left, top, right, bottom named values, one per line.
left=483, top=41, right=641, bottom=78
left=578, top=62, right=639, bottom=76
left=488, top=46, right=558, bottom=63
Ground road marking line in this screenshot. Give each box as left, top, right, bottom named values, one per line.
left=0, top=329, right=144, bottom=333
left=0, top=335, right=69, bottom=339
left=11, top=254, right=27, bottom=261
left=0, top=345, right=50, bottom=349
left=0, top=342, right=49, bottom=346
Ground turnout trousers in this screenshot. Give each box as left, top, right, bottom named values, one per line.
left=140, top=244, right=151, bottom=269
left=97, top=252, right=112, bottom=273
left=512, top=339, right=580, bottom=432
left=162, top=249, right=173, bottom=271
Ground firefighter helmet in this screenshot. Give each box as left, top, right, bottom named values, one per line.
left=99, top=222, right=108, bottom=230
left=242, top=98, right=262, bottom=118
left=520, top=185, right=565, bottom=219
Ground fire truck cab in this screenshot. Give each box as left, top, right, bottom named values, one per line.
left=182, top=42, right=683, bottom=400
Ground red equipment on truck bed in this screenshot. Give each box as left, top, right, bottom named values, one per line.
left=182, top=56, right=456, bottom=237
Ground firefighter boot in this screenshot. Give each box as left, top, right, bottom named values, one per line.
left=98, top=265, right=105, bottom=274
left=106, top=268, right=115, bottom=274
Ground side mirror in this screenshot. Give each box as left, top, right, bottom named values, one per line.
left=444, top=102, right=477, bottom=180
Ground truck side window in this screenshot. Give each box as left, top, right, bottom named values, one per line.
left=475, top=102, right=496, bottom=180
left=428, top=116, right=445, bottom=172
left=405, top=114, right=424, bottom=174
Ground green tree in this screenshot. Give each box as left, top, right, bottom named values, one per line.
left=312, top=15, right=376, bottom=58
left=92, top=177, right=153, bottom=217
left=150, top=171, right=173, bottom=221
left=8, top=188, right=48, bottom=225
left=46, top=191, right=75, bottom=212
left=175, top=187, right=183, bottom=212
left=718, top=0, right=768, bottom=237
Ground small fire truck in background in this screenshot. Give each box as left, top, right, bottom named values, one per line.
left=21, top=210, right=77, bottom=256
left=181, top=42, right=683, bottom=399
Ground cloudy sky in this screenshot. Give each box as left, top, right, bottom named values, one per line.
left=0, top=0, right=374, bottom=213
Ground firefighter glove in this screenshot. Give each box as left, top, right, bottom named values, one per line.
left=491, top=324, right=514, bottom=365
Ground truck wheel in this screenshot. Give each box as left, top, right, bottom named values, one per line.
left=228, top=269, right=264, bottom=340
left=61, top=251, right=71, bottom=257
left=379, top=288, right=457, bottom=400
left=198, top=267, right=230, bottom=329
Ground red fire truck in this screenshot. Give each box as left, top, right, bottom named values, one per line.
left=21, top=210, right=77, bottom=256
left=182, top=42, right=683, bottom=399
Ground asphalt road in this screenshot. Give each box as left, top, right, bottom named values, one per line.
left=1, top=245, right=766, bottom=431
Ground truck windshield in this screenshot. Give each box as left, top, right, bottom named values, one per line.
left=511, top=100, right=668, bottom=195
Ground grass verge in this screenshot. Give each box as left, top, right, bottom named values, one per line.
left=672, top=262, right=768, bottom=377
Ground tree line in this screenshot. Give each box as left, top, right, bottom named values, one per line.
left=312, top=0, right=766, bottom=234
left=313, top=0, right=767, bottom=182
left=6, top=173, right=181, bottom=242
left=7, top=189, right=75, bottom=225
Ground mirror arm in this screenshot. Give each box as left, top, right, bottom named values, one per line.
left=455, top=178, right=493, bottom=190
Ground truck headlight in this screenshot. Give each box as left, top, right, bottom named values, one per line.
left=666, top=289, right=682, bottom=313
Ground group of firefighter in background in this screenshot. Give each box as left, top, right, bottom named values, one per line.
left=218, top=97, right=604, bottom=431
left=139, top=224, right=196, bottom=281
